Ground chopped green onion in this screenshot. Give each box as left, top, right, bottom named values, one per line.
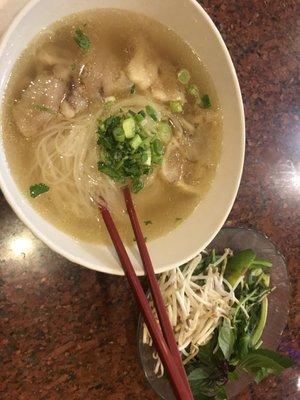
left=33, top=104, right=55, bottom=114
left=30, top=183, right=49, bottom=198
left=130, top=84, right=136, bottom=94
left=74, top=29, right=91, bottom=51
left=143, top=149, right=152, bottom=166
left=157, top=121, right=172, bottom=144
left=139, top=128, right=149, bottom=139
left=134, top=111, right=145, bottom=123
left=170, top=101, right=183, bottom=114
left=97, top=107, right=166, bottom=194
left=178, top=69, right=191, bottom=85
left=130, top=134, right=142, bottom=150
left=188, top=84, right=199, bottom=98
left=152, top=139, right=164, bottom=156
left=201, top=94, right=212, bottom=109
left=113, top=126, right=125, bottom=142
left=152, top=154, right=163, bottom=164
left=146, top=105, right=158, bottom=121
left=141, top=137, right=151, bottom=149
left=123, top=117, right=136, bottom=138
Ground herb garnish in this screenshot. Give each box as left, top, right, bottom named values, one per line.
left=97, top=108, right=169, bottom=193
left=170, top=101, right=183, bottom=114
left=74, top=29, right=91, bottom=51
left=144, top=220, right=152, bottom=225
left=201, top=94, right=212, bottom=109
left=183, top=249, right=294, bottom=399
left=178, top=69, right=191, bottom=85
left=33, top=104, right=55, bottom=114
left=145, top=105, right=158, bottom=121
left=188, top=84, right=200, bottom=99
left=29, top=183, right=49, bottom=198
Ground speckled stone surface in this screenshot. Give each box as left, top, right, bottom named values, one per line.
left=0, top=0, right=299, bottom=399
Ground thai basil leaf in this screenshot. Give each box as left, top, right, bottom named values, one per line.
left=188, top=368, right=209, bottom=382
left=218, top=319, right=236, bottom=360
left=238, top=348, right=294, bottom=381
left=249, top=349, right=295, bottom=369
left=237, top=333, right=251, bottom=359
left=253, top=367, right=274, bottom=383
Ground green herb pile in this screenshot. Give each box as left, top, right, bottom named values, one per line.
left=97, top=108, right=172, bottom=193
left=185, top=249, right=294, bottom=399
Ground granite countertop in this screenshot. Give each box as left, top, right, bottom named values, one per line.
left=0, top=1, right=299, bottom=399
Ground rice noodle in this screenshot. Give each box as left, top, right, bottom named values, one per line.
left=29, top=95, right=184, bottom=219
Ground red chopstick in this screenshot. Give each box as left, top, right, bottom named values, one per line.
left=99, top=204, right=193, bottom=400
left=123, top=187, right=193, bottom=398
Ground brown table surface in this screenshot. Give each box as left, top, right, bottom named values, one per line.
left=0, top=1, right=299, bottom=399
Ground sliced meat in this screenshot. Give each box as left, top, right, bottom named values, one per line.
left=53, top=64, right=72, bottom=82
left=189, top=109, right=221, bottom=134
left=36, top=43, right=73, bottom=67
left=151, top=61, right=186, bottom=103
left=151, top=82, right=185, bottom=103
left=67, top=85, right=89, bottom=114
left=127, top=38, right=159, bottom=91
left=161, top=139, right=184, bottom=184
left=160, top=138, right=199, bottom=195
left=36, top=44, right=75, bottom=82
left=81, top=45, right=131, bottom=99
left=13, top=75, right=66, bottom=137
left=60, top=100, right=75, bottom=119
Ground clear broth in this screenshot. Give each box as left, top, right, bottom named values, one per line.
left=3, top=9, right=222, bottom=244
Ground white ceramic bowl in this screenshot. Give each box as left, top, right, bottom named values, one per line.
left=0, top=0, right=245, bottom=275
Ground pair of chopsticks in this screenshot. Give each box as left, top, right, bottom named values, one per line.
left=99, top=187, right=194, bottom=400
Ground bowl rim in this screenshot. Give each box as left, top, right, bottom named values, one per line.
left=0, top=0, right=245, bottom=275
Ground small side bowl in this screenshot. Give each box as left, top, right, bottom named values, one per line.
left=138, top=227, right=290, bottom=399
left=0, top=0, right=245, bottom=275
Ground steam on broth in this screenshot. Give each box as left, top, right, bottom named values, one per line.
left=3, top=9, right=222, bottom=244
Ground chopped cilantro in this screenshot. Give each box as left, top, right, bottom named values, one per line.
left=30, top=183, right=49, bottom=198
left=74, top=29, right=91, bottom=51
left=201, top=94, right=212, bottom=109
left=33, top=104, right=55, bottom=114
